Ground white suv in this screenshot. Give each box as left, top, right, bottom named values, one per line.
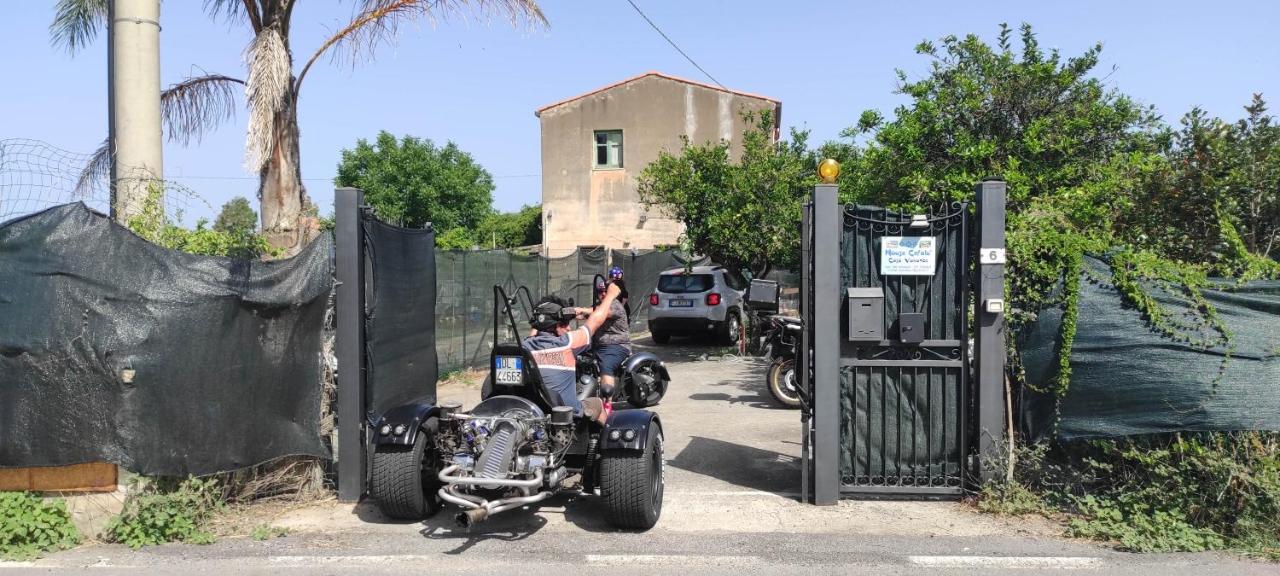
left=646, top=266, right=747, bottom=345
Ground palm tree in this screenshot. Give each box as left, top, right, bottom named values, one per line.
left=53, top=0, right=546, bottom=253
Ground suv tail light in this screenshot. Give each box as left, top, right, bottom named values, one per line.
left=649, top=293, right=659, bottom=306
left=706, top=293, right=721, bottom=306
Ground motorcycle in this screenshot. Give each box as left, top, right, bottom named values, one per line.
left=577, top=348, right=669, bottom=408
left=762, top=314, right=802, bottom=408
left=578, top=274, right=669, bottom=408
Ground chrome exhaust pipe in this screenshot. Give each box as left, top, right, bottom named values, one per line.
left=455, top=508, right=488, bottom=528
left=437, top=485, right=554, bottom=527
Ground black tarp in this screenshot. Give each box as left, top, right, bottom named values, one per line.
left=362, top=218, right=437, bottom=419
left=1020, top=255, right=1280, bottom=441
left=0, top=203, right=331, bottom=476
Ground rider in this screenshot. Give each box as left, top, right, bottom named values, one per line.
left=592, top=266, right=632, bottom=398
left=524, top=282, right=622, bottom=424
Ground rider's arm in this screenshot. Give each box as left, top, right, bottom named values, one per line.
left=583, top=283, right=621, bottom=335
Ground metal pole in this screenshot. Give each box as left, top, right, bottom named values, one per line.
left=800, top=202, right=812, bottom=504
left=335, top=187, right=366, bottom=501
left=109, top=0, right=163, bottom=223
left=813, top=184, right=841, bottom=505
left=974, top=179, right=1007, bottom=484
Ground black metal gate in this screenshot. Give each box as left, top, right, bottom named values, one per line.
left=805, top=179, right=1007, bottom=504
left=838, top=204, right=970, bottom=496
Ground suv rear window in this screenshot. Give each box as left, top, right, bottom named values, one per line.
left=658, top=274, right=713, bottom=294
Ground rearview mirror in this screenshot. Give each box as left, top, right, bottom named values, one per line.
left=566, top=297, right=575, bottom=308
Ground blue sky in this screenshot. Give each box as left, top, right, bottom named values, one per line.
left=3, top=1, right=1278, bottom=223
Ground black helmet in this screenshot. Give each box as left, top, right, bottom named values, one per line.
left=531, top=296, right=576, bottom=331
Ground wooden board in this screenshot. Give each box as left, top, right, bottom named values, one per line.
left=0, top=463, right=118, bottom=492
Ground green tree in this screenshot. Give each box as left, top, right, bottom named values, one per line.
left=53, top=0, right=545, bottom=253
left=128, top=185, right=272, bottom=259
left=476, top=204, right=541, bottom=249
left=335, top=131, right=495, bottom=239
left=638, top=110, right=814, bottom=277
left=1130, top=95, right=1280, bottom=267
left=841, top=23, right=1166, bottom=216
left=213, top=196, right=258, bottom=236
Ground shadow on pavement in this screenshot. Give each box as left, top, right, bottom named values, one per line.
left=668, top=435, right=800, bottom=494
left=686, top=362, right=797, bottom=411
left=418, top=511, right=549, bottom=555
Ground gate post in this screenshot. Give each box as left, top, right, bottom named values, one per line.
left=812, top=184, right=841, bottom=505
left=335, top=187, right=366, bottom=502
left=974, top=179, right=1007, bottom=484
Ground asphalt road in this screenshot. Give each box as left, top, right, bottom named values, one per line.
left=5, top=336, right=1275, bottom=575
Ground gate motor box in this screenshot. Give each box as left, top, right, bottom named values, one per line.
left=846, top=287, right=884, bottom=341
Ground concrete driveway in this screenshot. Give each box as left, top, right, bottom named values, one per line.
left=8, top=336, right=1273, bottom=575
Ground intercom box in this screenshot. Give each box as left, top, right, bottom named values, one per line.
left=898, top=312, right=925, bottom=344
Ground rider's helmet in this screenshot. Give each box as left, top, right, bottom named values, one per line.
left=608, top=266, right=624, bottom=280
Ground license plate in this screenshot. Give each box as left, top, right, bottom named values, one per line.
left=494, top=356, right=523, bottom=384
left=670, top=299, right=694, bottom=307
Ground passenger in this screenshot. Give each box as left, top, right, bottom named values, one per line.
left=593, top=267, right=632, bottom=398
left=523, top=282, right=622, bottom=424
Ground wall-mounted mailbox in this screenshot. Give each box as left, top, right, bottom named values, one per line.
left=846, top=287, right=884, bottom=342
left=898, top=312, right=925, bottom=344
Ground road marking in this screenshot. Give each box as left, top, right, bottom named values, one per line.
left=267, top=555, right=440, bottom=565
left=586, top=554, right=761, bottom=566
left=907, top=556, right=1104, bottom=569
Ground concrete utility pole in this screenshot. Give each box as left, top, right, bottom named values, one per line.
left=108, top=0, right=163, bottom=223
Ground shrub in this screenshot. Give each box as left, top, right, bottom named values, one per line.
left=0, top=492, right=80, bottom=561
left=977, top=481, right=1050, bottom=516
left=986, top=434, right=1280, bottom=555
left=104, top=477, right=223, bottom=549
left=1067, top=495, right=1225, bottom=553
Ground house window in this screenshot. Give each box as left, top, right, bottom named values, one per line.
left=594, top=130, right=623, bottom=169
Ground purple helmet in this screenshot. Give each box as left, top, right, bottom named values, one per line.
left=608, top=266, right=624, bottom=280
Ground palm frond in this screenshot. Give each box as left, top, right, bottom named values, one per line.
left=295, top=0, right=547, bottom=92
left=162, top=74, right=245, bottom=146
left=51, top=0, right=108, bottom=54
left=203, top=0, right=262, bottom=31
left=244, top=28, right=293, bottom=171
left=75, top=138, right=111, bottom=198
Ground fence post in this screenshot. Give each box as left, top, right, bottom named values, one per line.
left=335, top=187, right=366, bottom=502
left=813, top=184, right=841, bottom=505
left=974, top=179, right=1007, bottom=485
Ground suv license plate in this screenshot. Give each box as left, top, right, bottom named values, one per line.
left=495, top=356, right=523, bottom=384
left=670, top=299, right=694, bottom=307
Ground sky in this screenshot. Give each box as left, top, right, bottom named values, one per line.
left=3, top=0, right=1278, bottom=223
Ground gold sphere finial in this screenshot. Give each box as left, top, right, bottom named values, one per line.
left=818, top=158, right=840, bottom=184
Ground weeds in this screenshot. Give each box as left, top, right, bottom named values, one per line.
left=980, top=433, right=1280, bottom=556
left=0, top=492, right=80, bottom=561
left=977, top=481, right=1050, bottom=516
left=249, top=524, right=289, bottom=541
left=105, top=477, right=223, bottom=549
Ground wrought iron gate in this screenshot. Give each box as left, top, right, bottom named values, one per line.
left=804, top=180, right=1006, bottom=503
left=839, top=204, right=970, bottom=496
